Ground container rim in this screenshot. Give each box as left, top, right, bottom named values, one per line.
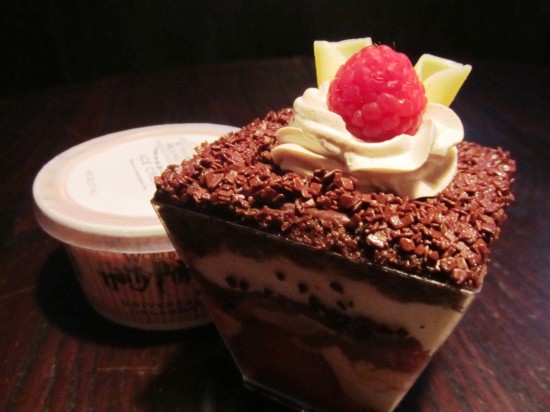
left=152, top=200, right=482, bottom=298
left=33, top=123, right=238, bottom=252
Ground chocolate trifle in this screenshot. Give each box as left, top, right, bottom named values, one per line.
left=153, top=38, right=515, bottom=411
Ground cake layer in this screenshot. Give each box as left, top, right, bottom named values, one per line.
left=200, top=290, right=419, bottom=412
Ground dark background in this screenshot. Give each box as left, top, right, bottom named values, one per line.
left=2, top=0, right=550, bottom=98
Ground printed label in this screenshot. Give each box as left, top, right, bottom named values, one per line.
left=69, top=246, right=210, bottom=328
left=66, top=134, right=217, bottom=217
left=98, top=251, right=190, bottom=295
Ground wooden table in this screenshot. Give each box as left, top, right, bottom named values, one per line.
left=1, top=56, right=549, bottom=411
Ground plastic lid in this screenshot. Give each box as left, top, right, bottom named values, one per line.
left=33, top=123, right=238, bottom=253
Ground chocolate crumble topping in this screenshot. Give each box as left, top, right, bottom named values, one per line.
left=154, top=109, right=515, bottom=290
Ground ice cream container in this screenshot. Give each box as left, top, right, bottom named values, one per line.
left=33, top=123, right=238, bottom=330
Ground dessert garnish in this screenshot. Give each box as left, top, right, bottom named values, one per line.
left=327, top=45, right=427, bottom=143
left=314, top=37, right=373, bottom=87
left=414, top=53, right=472, bottom=106
left=272, top=39, right=473, bottom=199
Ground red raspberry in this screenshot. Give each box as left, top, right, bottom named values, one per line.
left=327, top=45, right=427, bottom=142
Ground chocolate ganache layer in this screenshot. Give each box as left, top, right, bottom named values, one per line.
left=154, top=109, right=516, bottom=291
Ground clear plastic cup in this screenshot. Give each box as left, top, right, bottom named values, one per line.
left=153, top=202, right=477, bottom=410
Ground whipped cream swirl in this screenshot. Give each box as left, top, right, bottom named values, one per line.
left=272, top=83, right=464, bottom=199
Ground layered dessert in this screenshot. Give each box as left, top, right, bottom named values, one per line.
left=152, top=39, right=515, bottom=411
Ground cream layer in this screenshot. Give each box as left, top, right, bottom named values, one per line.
left=186, top=246, right=474, bottom=351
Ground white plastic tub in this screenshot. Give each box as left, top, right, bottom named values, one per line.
left=33, top=123, right=237, bottom=330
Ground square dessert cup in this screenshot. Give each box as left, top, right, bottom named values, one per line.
left=153, top=200, right=477, bottom=412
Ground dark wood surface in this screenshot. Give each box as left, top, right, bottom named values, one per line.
left=0, top=56, right=549, bottom=411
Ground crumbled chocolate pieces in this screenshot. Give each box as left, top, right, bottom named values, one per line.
left=225, top=275, right=238, bottom=288
left=154, top=109, right=515, bottom=291
left=297, top=282, right=309, bottom=294
left=329, top=281, right=344, bottom=294
left=275, top=271, right=286, bottom=281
